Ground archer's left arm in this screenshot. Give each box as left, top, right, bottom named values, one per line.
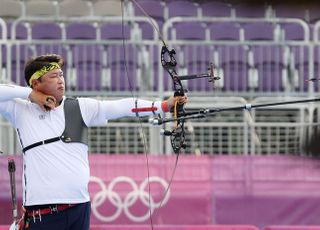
left=101, top=98, right=169, bottom=120
left=78, top=96, right=187, bottom=126
left=101, top=96, right=187, bottom=120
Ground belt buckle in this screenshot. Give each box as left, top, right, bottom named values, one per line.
left=50, top=205, right=58, bottom=213
left=32, top=209, right=42, bottom=223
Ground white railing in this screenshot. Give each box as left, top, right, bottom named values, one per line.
left=0, top=15, right=319, bottom=155
left=2, top=16, right=314, bottom=96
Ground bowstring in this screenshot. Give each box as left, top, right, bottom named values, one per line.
left=129, top=0, right=183, bottom=222
left=130, top=0, right=165, bottom=44
left=120, top=1, right=154, bottom=229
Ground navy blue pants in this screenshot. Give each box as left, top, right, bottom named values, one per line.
left=25, top=202, right=90, bottom=230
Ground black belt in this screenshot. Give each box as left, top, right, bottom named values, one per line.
left=23, top=137, right=61, bottom=152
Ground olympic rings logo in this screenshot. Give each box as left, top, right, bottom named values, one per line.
left=89, top=176, right=170, bottom=222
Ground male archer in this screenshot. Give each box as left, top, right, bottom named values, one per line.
left=0, top=54, right=187, bottom=230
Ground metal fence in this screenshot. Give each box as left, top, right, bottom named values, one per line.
left=0, top=96, right=315, bottom=155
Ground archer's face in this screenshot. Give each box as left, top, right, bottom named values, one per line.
left=34, top=68, right=65, bottom=103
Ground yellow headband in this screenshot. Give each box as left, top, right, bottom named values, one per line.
left=29, top=62, right=61, bottom=86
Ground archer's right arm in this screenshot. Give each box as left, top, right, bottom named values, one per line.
left=0, top=84, right=32, bottom=102
left=0, top=84, right=33, bottom=126
left=0, top=84, right=56, bottom=111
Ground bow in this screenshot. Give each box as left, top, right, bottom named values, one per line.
left=126, top=0, right=219, bottom=154
left=8, top=158, right=18, bottom=230
left=120, top=0, right=219, bottom=228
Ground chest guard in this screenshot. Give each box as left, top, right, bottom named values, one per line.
left=60, top=98, right=88, bottom=144
left=22, top=98, right=88, bottom=152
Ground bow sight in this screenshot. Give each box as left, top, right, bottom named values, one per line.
left=178, top=63, right=220, bottom=83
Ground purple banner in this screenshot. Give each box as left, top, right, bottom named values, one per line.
left=1, top=155, right=320, bottom=229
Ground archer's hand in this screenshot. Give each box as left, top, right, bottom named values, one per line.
left=165, top=95, right=188, bottom=111
left=29, top=90, right=56, bottom=112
